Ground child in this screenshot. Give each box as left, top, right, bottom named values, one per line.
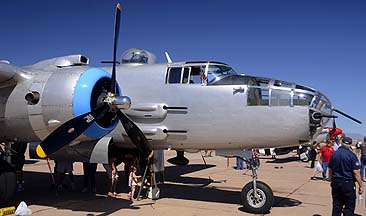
left=128, top=166, right=141, bottom=201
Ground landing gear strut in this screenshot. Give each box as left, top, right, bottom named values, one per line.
left=240, top=150, right=273, bottom=214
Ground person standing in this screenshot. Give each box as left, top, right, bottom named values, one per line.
left=328, top=137, right=364, bottom=216
left=103, top=156, right=119, bottom=197
left=359, top=136, right=366, bottom=182
left=236, top=157, right=244, bottom=170
left=333, top=136, right=340, bottom=151
left=55, top=160, right=75, bottom=191
left=82, top=162, right=97, bottom=193
left=309, top=141, right=318, bottom=168
left=319, top=140, right=334, bottom=180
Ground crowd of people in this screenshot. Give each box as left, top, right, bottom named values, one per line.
left=51, top=150, right=143, bottom=203
left=310, top=134, right=366, bottom=215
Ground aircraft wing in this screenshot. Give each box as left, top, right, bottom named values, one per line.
left=0, top=62, right=31, bottom=87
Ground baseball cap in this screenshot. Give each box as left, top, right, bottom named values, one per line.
left=342, top=137, right=352, bottom=145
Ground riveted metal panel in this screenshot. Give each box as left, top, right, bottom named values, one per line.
left=41, top=68, right=84, bottom=126
left=26, top=72, right=52, bottom=140
left=3, top=80, right=39, bottom=141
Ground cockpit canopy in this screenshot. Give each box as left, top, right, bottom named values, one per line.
left=165, top=61, right=332, bottom=115
left=166, top=61, right=238, bottom=85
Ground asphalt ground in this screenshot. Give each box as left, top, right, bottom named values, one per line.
left=4, top=150, right=366, bottom=216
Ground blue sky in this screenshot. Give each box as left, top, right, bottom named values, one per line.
left=1, top=0, right=365, bottom=136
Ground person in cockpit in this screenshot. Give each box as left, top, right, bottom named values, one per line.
left=200, top=68, right=207, bottom=85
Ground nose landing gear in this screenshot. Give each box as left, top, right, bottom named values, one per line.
left=241, top=178, right=273, bottom=214
left=240, top=150, right=274, bottom=214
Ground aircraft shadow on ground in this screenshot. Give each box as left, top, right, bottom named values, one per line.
left=162, top=164, right=301, bottom=213
left=14, top=164, right=301, bottom=215
left=265, top=156, right=301, bottom=164
left=14, top=171, right=137, bottom=215
left=160, top=183, right=301, bottom=205
left=12, top=164, right=214, bottom=214
left=164, top=164, right=216, bottom=184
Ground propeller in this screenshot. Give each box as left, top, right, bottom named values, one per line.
left=328, top=119, right=343, bottom=140
left=333, top=108, right=362, bottom=124
left=36, top=3, right=153, bottom=161
left=110, top=2, right=121, bottom=95
left=36, top=104, right=109, bottom=158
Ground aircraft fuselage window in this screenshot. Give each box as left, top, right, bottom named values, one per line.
left=167, top=67, right=182, bottom=84
left=247, top=79, right=270, bottom=106
left=293, top=92, right=313, bottom=106
left=182, top=68, right=190, bottom=84
left=189, top=65, right=206, bottom=84
left=247, top=87, right=269, bottom=106
left=270, top=89, right=291, bottom=106
left=167, top=67, right=191, bottom=84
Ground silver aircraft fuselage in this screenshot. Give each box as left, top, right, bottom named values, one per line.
left=108, top=61, right=331, bottom=150
left=0, top=56, right=332, bottom=157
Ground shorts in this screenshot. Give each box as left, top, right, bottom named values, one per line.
left=103, top=164, right=119, bottom=179
left=56, top=160, right=73, bottom=173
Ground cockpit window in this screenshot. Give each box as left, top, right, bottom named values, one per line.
left=189, top=65, right=206, bottom=84
left=206, top=65, right=237, bottom=83
left=247, top=79, right=270, bottom=106
left=166, top=63, right=237, bottom=85
left=166, top=67, right=191, bottom=84
left=271, top=89, right=291, bottom=106
left=293, top=91, right=313, bottom=106
left=182, top=68, right=190, bottom=84
left=167, top=67, right=182, bottom=84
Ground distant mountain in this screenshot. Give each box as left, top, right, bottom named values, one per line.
left=348, top=133, right=364, bottom=141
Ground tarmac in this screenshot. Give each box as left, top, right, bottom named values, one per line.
left=6, top=150, right=366, bottom=216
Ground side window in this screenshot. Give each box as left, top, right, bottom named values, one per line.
left=247, top=79, right=269, bottom=106
left=182, top=68, right=190, bottom=84
left=247, top=87, right=269, bottom=106
left=167, top=67, right=182, bottom=84
left=270, top=89, right=291, bottom=106
left=189, top=65, right=206, bottom=84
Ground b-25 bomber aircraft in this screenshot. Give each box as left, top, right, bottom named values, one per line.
left=0, top=3, right=361, bottom=214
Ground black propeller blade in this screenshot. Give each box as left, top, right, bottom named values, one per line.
left=108, top=3, right=153, bottom=160
left=36, top=104, right=109, bottom=158
left=110, top=3, right=121, bottom=94
left=333, top=108, right=362, bottom=124
left=116, top=109, right=153, bottom=158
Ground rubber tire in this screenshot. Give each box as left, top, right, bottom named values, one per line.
left=0, top=171, right=17, bottom=206
left=241, top=180, right=274, bottom=214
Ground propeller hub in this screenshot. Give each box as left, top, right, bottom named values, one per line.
left=103, top=92, right=131, bottom=110
left=114, top=96, right=131, bottom=110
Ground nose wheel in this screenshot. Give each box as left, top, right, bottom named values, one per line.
left=240, top=150, right=273, bottom=214
left=241, top=180, right=273, bottom=214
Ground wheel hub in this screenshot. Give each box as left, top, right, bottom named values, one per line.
left=247, top=188, right=266, bottom=208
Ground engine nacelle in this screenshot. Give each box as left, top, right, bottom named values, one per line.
left=0, top=54, right=124, bottom=143
left=26, top=66, right=120, bottom=141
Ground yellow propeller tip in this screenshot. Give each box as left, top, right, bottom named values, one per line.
left=36, top=145, right=47, bottom=158
left=148, top=150, right=154, bottom=160
left=117, top=3, right=121, bottom=10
